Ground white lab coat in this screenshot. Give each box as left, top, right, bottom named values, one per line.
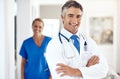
left=45, top=31, right=108, bottom=79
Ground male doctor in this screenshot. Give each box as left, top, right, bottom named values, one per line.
left=45, top=0, right=108, bottom=79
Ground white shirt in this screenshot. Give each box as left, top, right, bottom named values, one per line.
left=45, top=28, right=108, bottom=79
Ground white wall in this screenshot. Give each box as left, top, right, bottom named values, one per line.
left=5, top=0, right=16, bottom=78
left=40, top=5, right=61, bottom=19
left=0, top=0, right=6, bottom=78
left=116, top=0, right=120, bottom=73
left=0, top=0, right=16, bottom=79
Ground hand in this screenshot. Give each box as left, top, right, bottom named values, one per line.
left=86, top=55, right=99, bottom=67
left=56, top=63, right=82, bottom=77
left=49, top=75, right=52, bottom=79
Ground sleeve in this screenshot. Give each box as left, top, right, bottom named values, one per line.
left=79, top=38, right=109, bottom=79
left=19, top=41, right=27, bottom=59
left=45, top=39, right=73, bottom=79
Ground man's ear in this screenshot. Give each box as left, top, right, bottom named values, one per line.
left=61, top=15, right=63, bottom=19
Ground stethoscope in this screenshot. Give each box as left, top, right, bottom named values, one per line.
left=58, top=32, right=88, bottom=51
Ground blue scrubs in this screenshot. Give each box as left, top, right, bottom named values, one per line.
left=19, top=36, right=51, bottom=79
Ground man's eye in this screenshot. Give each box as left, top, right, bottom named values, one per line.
left=39, top=26, right=42, bottom=29
left=34, top=25, right=37, bottom=27
left=77, top=15, right=82, bottom=19
left=68, top=14, right=73, bottom=17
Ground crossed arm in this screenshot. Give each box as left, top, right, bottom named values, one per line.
left=55, top=55, right=99, bottom=77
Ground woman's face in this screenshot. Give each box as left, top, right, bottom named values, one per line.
left=32, top=20, right=44, bottom=36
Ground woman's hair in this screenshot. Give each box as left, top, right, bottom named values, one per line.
left=61, top=0, right=83, bottom=16
left=32, top=18, right=44, bottom=26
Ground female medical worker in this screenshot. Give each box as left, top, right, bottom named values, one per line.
left=19, top=18, right=51, bottom=79
left=45, top=0, right=108, bottom=79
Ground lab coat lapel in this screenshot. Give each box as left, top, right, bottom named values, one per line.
left=79, top=34, right=85, bottom=55
left=62, top=40, right=79, bottom=59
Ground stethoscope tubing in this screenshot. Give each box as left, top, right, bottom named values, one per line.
left=58, top=32, right=87, bottom=51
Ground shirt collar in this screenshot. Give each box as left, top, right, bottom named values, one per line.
left=60, top=28, right=79, bottom=39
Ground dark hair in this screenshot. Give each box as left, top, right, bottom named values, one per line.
left=61, top=0, right=83, bottom=15
left=32, top=18, right=44, bottom=26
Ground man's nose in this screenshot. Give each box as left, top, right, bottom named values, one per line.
left=71, top=17, right=78, bottom=24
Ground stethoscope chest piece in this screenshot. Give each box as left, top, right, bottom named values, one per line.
left=84, top=41, right=87, bottom=51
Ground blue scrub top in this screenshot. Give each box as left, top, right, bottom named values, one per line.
left=19, top=36, right=51, bottom=79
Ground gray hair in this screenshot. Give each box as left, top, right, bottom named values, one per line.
left=61, top=0, right=83, bottom=16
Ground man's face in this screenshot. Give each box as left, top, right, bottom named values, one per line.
left=62, top=7, right=83, bottom=34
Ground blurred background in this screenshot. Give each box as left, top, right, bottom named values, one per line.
left=0, top=0, right=120, bottom=79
